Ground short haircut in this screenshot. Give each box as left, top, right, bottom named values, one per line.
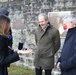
left=62, top=14, right=76, bottom=24
left=38, top=13, right=48, bottom=21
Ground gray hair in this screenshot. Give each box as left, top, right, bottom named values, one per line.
left=38, top=13, right=48, bottom=21
left=62, top=14, right=76, bottom=24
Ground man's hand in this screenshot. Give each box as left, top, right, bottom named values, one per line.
left=57, top=62, right=61, bottom=71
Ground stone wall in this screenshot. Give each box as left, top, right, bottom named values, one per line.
left=0, top=0, right=76, bottom=74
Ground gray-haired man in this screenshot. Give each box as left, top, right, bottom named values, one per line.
left=34, top=13, right=60, bottom=75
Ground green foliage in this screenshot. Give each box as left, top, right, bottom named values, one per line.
left=8, top=64, right=35, bottom=75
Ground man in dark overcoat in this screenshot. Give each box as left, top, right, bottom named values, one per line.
left=57, top=14, right=76, bottom=75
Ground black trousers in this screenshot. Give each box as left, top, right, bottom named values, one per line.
left=35, top=67, right=52, bottom=75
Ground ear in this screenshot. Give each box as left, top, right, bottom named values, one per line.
left=71, top=21, right=74, bottom=25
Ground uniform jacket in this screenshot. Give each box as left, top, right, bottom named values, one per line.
left=58, top=27, right=76, bottom=75
left=0, top=35, right=20, bottom=75
left=34, top=22, right=60, bottom=69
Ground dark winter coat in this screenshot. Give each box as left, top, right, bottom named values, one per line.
left=34, top=22, right=60, bottom=69
left=58, top=27, right=76, bottom=75
left=0, top=35, right=20, bottom=75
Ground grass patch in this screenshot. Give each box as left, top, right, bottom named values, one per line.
left=8, top=64, right=35, bottom=75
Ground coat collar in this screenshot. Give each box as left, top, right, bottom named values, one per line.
left=37, top=22, right=52, bottom=40
left=64, top=27, right=76, bottom=43
left=38, top=22, right=52, bottom=31
left=68, top=27, right=76, bottom=32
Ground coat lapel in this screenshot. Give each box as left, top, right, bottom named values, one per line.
left=38, top=27, right=45, bottom=40
left=64, top=28, right=76, bottom=43
left=37, top=22, right=52, bottom=41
